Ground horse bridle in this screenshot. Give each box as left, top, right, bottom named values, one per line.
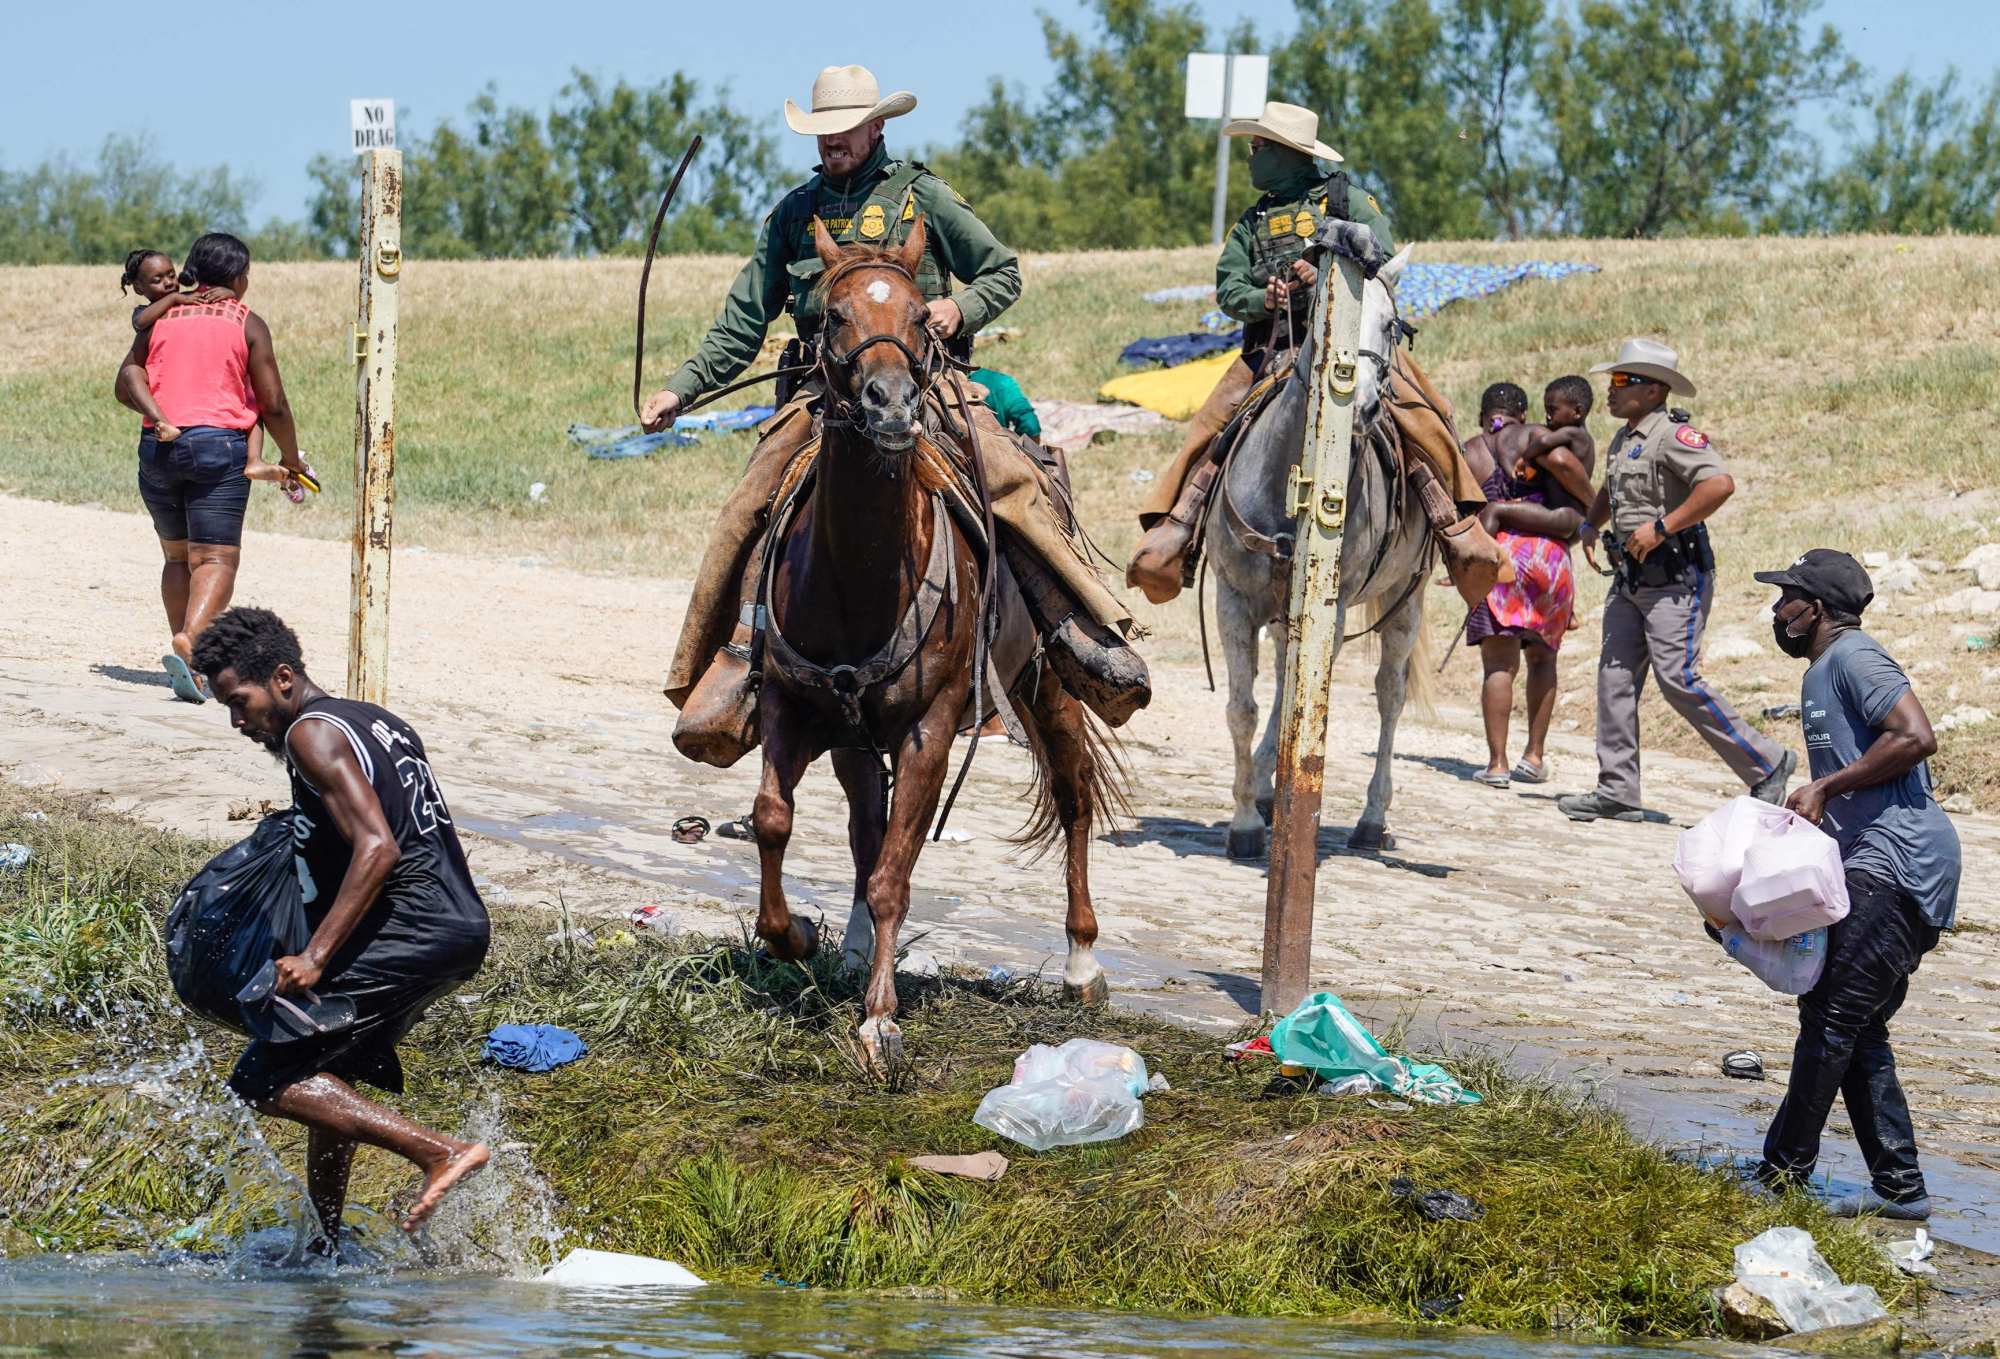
left=813, top=258, right=944, bottom=432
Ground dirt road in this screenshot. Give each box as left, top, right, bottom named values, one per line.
left=4, top=494, right=1995, bottom=1242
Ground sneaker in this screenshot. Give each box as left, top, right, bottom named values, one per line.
left=1827, top=1186, right=1931, bottom=1221
left=1556, top=791, right=1643, bottom=822
left=1750, top=749, right=1798, bottom=805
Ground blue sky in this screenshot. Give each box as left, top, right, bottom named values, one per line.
left=4, top=0, right=1987, bottom=223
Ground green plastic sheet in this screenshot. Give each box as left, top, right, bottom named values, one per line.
left=1268, top=992, right=1481, bottom=1106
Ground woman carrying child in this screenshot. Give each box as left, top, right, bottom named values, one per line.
left=1458, top=377, right=1598, bottom=786
left=115, top=234, right=314, bottom=702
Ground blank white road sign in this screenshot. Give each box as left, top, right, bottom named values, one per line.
left=1183, top=54, right=1269, bottom=120
left=351, top=99, right=397, bottom=153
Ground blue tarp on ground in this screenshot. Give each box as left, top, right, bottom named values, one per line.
left=568, top=406, right=776, bottom=461
left=1125, top=261, right=1599, bottom=366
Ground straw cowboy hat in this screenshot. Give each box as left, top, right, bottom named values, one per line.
left=1221, top=101, right=1343, bottom=164
left=783, top=65, right=917, bottom=136
left=1591, top=337, right=1697, bottom=397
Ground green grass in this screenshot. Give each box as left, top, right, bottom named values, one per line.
left=0, top=783, right=1911, bottom=1336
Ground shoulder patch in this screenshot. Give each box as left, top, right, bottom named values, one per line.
left=1675, top=426, right=1709, bottom=449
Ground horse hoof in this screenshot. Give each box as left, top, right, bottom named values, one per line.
left=1255, top=796, right=1273, bottom=826
left=764, top=918, right=820, bottom=962
left=1063, top=974, right=1111, bottom=1008
left=1346, top=824, right=1395, bottom=852
left=1227, top=825, right=1267, bottom=860
left=858, top=1017, right=904, bottom=1077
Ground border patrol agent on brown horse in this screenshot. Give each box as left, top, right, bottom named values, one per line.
left=1123, top=102, right=1510, bottom=610
left=641, top=65, right=1147, bottom=766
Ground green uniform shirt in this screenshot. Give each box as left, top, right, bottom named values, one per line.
left=666, top=142, right=1022, bottom=405
left=969, top=367, right=1039, bottom=438
left=1604, top=407, right=1727, bottom=535
left=1215, top=165, right=1396, bottom=355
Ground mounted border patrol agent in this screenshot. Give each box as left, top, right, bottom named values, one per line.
left=640, top=65, right=1146, bottom=767
left=1556, top=337, right=1795, bottom=822
left=1125, top=101, right=1509, bottom=609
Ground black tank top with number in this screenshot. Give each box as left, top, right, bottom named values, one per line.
left=283, top=695, right=488, bottom=979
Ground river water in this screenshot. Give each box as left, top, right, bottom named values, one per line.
left=0, top=1256, right=1726, bottom=1359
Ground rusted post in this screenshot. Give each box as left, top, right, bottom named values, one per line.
left=1261, top=252, right=1365, bottom=1015
left=347, top=148, right=401, bottom=704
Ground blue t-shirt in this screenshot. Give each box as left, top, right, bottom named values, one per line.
left=1800, top=629, right=1960, bottom=928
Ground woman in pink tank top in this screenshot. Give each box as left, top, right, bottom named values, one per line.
left=115, top=233, right=311, bottom=702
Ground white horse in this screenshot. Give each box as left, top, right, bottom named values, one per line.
left=1205, top=241, right=1435, bottom=859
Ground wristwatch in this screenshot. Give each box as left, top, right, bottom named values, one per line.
left=1653, top=516, right=1669, bottom=541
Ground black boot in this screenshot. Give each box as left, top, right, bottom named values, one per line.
left=1006, top=545, right=1151, bottom=727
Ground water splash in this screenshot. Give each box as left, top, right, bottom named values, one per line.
left=412, top=1092, right=567, bottom=1278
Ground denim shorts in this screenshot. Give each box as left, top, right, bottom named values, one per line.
left=137, top=426, right=252, bottom=546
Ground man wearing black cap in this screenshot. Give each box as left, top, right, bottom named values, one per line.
left=1752, top=548, right=1961, bottom=1220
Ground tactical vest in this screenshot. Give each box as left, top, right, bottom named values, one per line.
left=1242, top=170, right=1352, bottom=359
left=776, top=160, right=951, bottom=339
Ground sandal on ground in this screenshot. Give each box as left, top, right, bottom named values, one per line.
left=714, top=815, right=754, bottom=841
left=1510, top=759, right=1548, bottom=784
left=161, top=653, right=205, bottom=704
left=1473, top=770, right=1511, bottom=788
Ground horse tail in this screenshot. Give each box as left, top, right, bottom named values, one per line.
left=1010, top=681, right=1134, bottom=863
left=1349, top=591, right=1438, bottom=723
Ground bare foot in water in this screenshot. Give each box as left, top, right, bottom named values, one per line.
left=401, top=1142, right=490, bottom=1232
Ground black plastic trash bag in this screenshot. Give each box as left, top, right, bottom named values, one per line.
left=164, top=811, right=311, bottom=1033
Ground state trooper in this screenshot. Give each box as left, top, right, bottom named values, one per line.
left=1557, top=338, right=1795, bottom=822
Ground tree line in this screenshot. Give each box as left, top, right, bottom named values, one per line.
left=4, top=0, right=1996, bottom=266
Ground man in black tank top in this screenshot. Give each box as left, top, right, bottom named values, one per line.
left=192, top=607, right=491, bottom=1245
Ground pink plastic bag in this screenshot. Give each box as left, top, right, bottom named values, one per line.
left=1674, top=797, right=1792, bottom=927
left=1732, top=813, right=1850, bottom=941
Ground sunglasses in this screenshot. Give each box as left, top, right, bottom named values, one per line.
left=1607, top=372, right=1659, bottom=389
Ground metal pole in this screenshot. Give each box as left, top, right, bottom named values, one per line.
left=1211, top=56, right=1234, bottom=245
left=347, top=147, right=402, bottom=704
left=1260, top=252, right=1365, bottom=1015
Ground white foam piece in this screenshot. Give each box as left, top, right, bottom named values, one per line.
left=539, top=1248, right=704, bottom=1287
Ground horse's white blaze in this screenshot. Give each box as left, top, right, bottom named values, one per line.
left=866, top=279, right=892, bottom=303
left=1063, top=941, right=1103, bottom=988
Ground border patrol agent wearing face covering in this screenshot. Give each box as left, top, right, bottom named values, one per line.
left=1556, top=338, right=1795, bottom=822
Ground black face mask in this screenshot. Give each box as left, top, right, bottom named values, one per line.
left=1773, top=603, right=1817, bottom=659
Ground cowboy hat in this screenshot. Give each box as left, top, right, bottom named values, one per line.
left=1589, top=337, right=1697, bottom=397
left=1221, top=101, right=1343, bottom=164
left=783, top=65, right=917, bottom=136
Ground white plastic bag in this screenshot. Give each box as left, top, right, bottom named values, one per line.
left=1719, top=924, right=1828, bottom=995
left=973, top=1039, right=1156, bottom=1151
left=1733, top=1227, right=1888, bottom=1334
left=541, top=1248, right=703, bottom=1287
left=1733, top=814, right=1851, bottom=941
left=1674, top=796, right=1791, bottom=926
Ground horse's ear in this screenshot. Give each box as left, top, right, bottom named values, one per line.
left=895, top=213, right=927, bottom=279
left=812, top=215, right=842, bottom=267
left=1378, top=243, right=1414, bottom=289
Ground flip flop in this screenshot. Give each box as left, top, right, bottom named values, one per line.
left=161, top=653, right=205, bottom=704
left=1473, top=770, right=1511, bottom=788
left=1722, top=1050, right=1766, bottom=1081
left=1510, top=760, right=1549, bottom=784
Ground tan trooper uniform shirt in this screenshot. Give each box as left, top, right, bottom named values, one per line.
left=1603, top=408, right=1728, bottom=535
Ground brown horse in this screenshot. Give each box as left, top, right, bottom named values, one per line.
left=750, top=216, right=1124, bottom=1073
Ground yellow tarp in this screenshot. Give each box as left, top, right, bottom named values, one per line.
left=1096, top=350, right=1237, bottom=421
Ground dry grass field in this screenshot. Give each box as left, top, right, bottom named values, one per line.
left=3, top=237, right=1996, bottom=802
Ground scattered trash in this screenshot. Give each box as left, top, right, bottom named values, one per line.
left=1733, top=1226, right=1888, bottom=1335
left=761, top=1271, right=812, bottom=1290
left=0, top=843, right=32, bottom=871
left=1761, top=703, right=1802, bottom=720
left=714, top=816, right=754, bottom=841
left=908, top=1151, right=1009, bottom=1181
left=483, top=1023, right=587, bottom=1073
left=528, top=482, right=548, bottom=503
left=544, top=927, right=594, bottom=947
left=1417, top=1292, right=1465, bottom=1320
left=1224, top=1034, right=1275, bottom=1062
left=627, top=903, right=671, bottom=933
left=1966, top=635, right=1995, bottom=651
left=1315, top=1073, right=1374, bottom=1098
left=986, top=966, right=1013, bottom=983
left=671, top=815, right=711, bottom=844
left=540, top=1248, right=702, bottom=1287
left=1885, top=1227, right=1936, bottom=1276
left=933, top=828, right=973, bottom=844
left=1721, top=1050, right=1766, bottom=1080
left=22, top=810, right=48, bottom=823
left=1268, top=992, right=1481, bottom=1106
left=972, top=1038, right=1160, bottom=1151
left=1389, top=1176, right=1485, bottom=1221
left=1129, top=467, right=1156, bottom=484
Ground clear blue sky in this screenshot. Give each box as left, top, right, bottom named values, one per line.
left=3, top=0, right=1986, bottom=223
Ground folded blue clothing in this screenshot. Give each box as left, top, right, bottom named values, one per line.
left=567, top=422, right=696, bottom=460
left=1119, top=330, right=1240, bottom=367
left=483, top=1022, right=587, bottom=1072
left=677, top=405, right=774, bottom=431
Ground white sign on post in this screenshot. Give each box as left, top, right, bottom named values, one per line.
left=350, top=99, right=397, bottom=154
left=1185, top=53, right=1270, bottom=243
